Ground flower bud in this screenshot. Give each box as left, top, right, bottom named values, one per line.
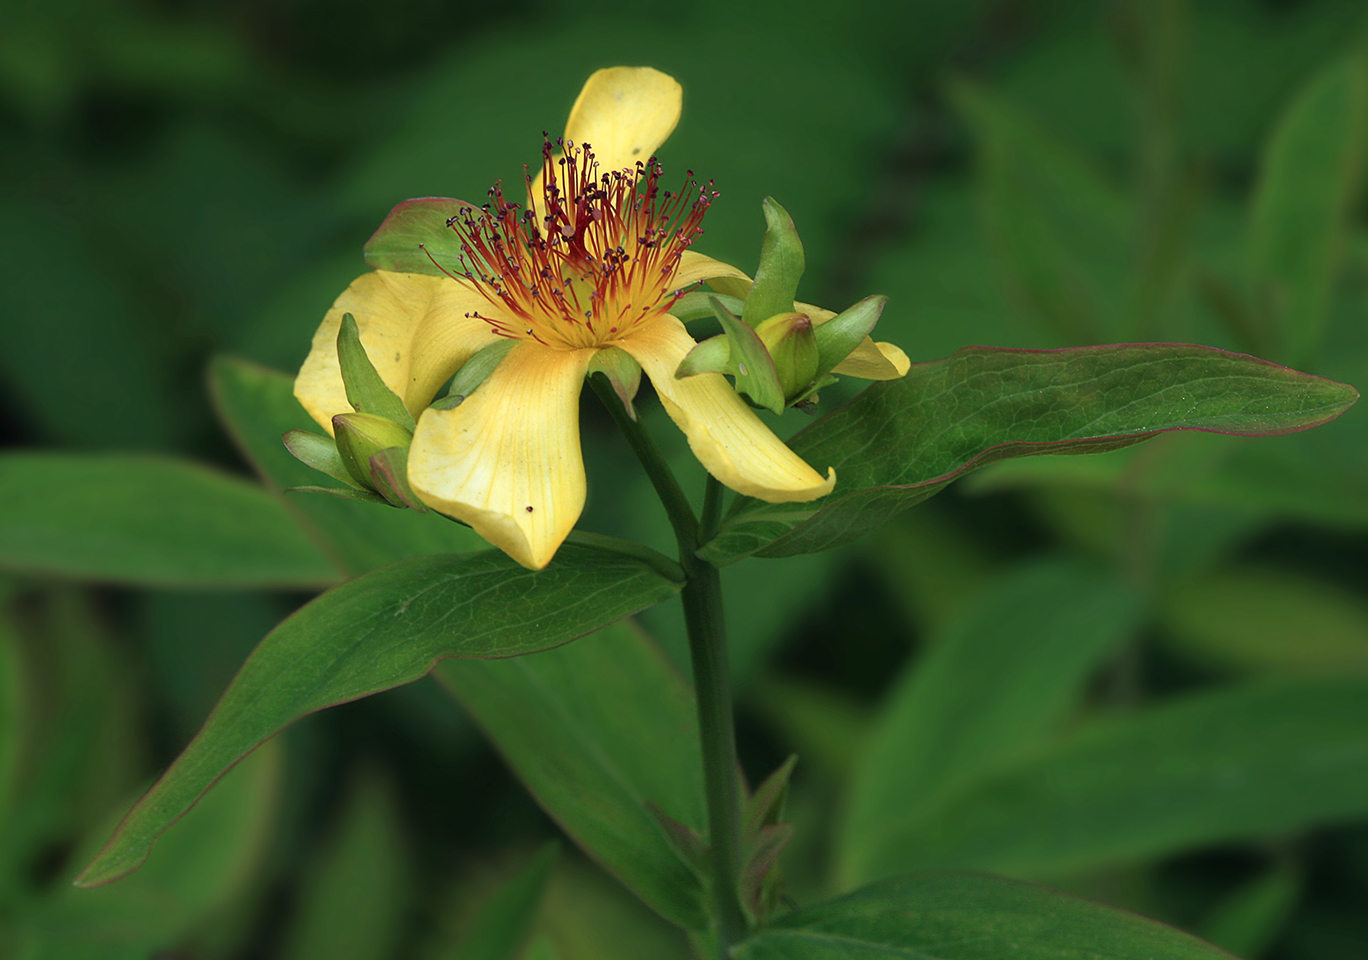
left=332, top=412, right=414, bottom=490
left=755, top=312, right=820, bottom=401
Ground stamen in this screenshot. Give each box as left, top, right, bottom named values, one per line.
left=448, top=138, right=714, bottom=350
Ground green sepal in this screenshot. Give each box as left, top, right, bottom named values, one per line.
left=676, top=335, right=732, bottom=378
left=333, top=412, right=414, bottom=489
left=742, top=197, right=805, bottom=329
left=369, top=447, right=427, bottom=512
left=430, top=338, right=517, bottom=411
left=362, top=197, right=476, bottom=276
left=285, top=485, right=390, bottom=505
left=711, top=297, right=785, bottom=414
left=282, top=429, right=362, bottom=489
left=671, top=290, right=745, bottom=323
left=812, top=295, right=889, bottom=379
left=791, top=374, right=839, bottom=411
left=587, top=347, right=643, bottom=420
left=337, top=314, right=416, bottom=430
left=756, top=313, right=820, bottom=400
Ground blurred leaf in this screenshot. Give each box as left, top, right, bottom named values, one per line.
left=859, top=677, right=1368, bottom=880
left=0, top=202, right=175, bottom=448
left=731, top=872, right=1236, bottom=959
left=0, top=607, right=23, bottom=835
left=1160, top=565, right=1368, bottom=675
left=534, top=856, right=692, bottom=960
left=840, top=560, right=1145, bottom=886
left=21, top=741, right=281, bottom=956
left=0, top=589, right=143, bottom=898
left=701, top=344, right=1359, bottom=564
left=1198, top=862, right=1302, bottom=960
left=76, top=547, right=681, bottom=888
left=0, top=452, right=340, bottom=589
left=748, top=676, right=871, bottom=782
left=951, top=79, right=1131, bottom=344
left=1249, top=56, right=1368, bottom=363
left=444, top=844, right=556, bottom=960
left=436, top=620, right=706, bottom=930
left=868, top=505, right=999, bottom=633
left=968, top=431, right=1368, bottom=530
left=210, top=356, right=485, bottom=572
left=281, top=771, right=410, bottom=960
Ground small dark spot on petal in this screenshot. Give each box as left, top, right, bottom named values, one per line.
left=525, top=505, right=534, bottom=512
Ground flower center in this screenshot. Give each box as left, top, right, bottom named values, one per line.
left=449, top=138, right=715, bottom=350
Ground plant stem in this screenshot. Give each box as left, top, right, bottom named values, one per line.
left=590, top=376, right=748, bottom=955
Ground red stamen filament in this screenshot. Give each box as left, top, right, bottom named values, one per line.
left=450, top=138, right=716, bottom=350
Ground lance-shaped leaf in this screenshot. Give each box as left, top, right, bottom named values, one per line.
left=731, top=872, right=1236, bottom=960
left=852, top=676, right=1368, bottom=882
left=436, top=620, right=706, bottom=930
left=839, top=560, right=1145, bottom=887
left=210, top=357, right=484, bottom=573
left=0, top=452, right=339, bottom=589
left=699, top=344, right=1358, bottom=565
left=1249, top=56, right=1368, bottom=364
left=74, top=546, right=682, bottom=888
left=363, top=197, right=476, bottom=276
left=742, top=198, right=805, bottom=329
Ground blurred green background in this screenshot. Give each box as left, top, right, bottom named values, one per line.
left=4, top=0, right=1368, bottom=957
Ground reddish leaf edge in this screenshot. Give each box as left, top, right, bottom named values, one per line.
left=73, top=547, right=675, bottom=889
left=708, top=342, right=1359, bottom=563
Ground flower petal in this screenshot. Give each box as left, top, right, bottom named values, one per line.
left=831, top=339, right=912, bottom=380
left=294, top=271, right=499, bottom=434
left=674, top=250, right=750, bottom=292
left=565, top=67, right=682, bottom=173
left=622, top=316, right=835, bottom=502
left=407, top=343, right=593, bottom=570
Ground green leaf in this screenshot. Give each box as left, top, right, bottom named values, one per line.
left=336, top=313, right=416, bottom=430
left=839, top=560, right=1145, bottom=886
left=856, top=677, right=1368, bottom=881
left=699, top=344, right=1359, bottom=565
left=1160, top=564, right=1368, bottom=675
left=435, top=620, right=707, bottom=930
left=949, top=80, right=1131, bottom=344
left=209, top=356, right=485, bottom=573
left=22, top=741, right=281, bottom=954
left=362, top=196, right=477, bottom=277
left=281, top=771, right=410, bottom=960
left=1249, top=57, right=1368, bottom=363
left=742, top=198, right=806, bottom=329
left=731, top=872, right=1236, bottom=959
left=74, top=547, right=681, bottom=888
left=446, top=843, right=557, bottom=960
left=0, top=452, right=339, bottom=589
left=1197, top=862, right=1301, bottom=960
left=711, top=297, right=785, bottom=414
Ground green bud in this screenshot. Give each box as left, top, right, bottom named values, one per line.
left=755, top=312, right=820, bottom=401
left=332, top=412, right=414, bottom=491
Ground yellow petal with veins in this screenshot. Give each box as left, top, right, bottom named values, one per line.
left=622, top=316, right=835, bottom=502
left=831, top=339, right=912, bottom=380
left=565, top=67, right=682, bottom=173
left=294, top=271, right=498, bottom=434
left=408, top=343, right=594, bottom=571
left=675, top=250, right=750, bottom=292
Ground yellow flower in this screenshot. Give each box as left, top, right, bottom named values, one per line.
left=294, top=67, right=902, bottom=570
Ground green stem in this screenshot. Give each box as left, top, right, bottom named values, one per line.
left=590, top=375, right=748, bottom=955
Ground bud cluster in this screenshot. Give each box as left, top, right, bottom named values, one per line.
left=673, top=198, right=890, bottom=413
